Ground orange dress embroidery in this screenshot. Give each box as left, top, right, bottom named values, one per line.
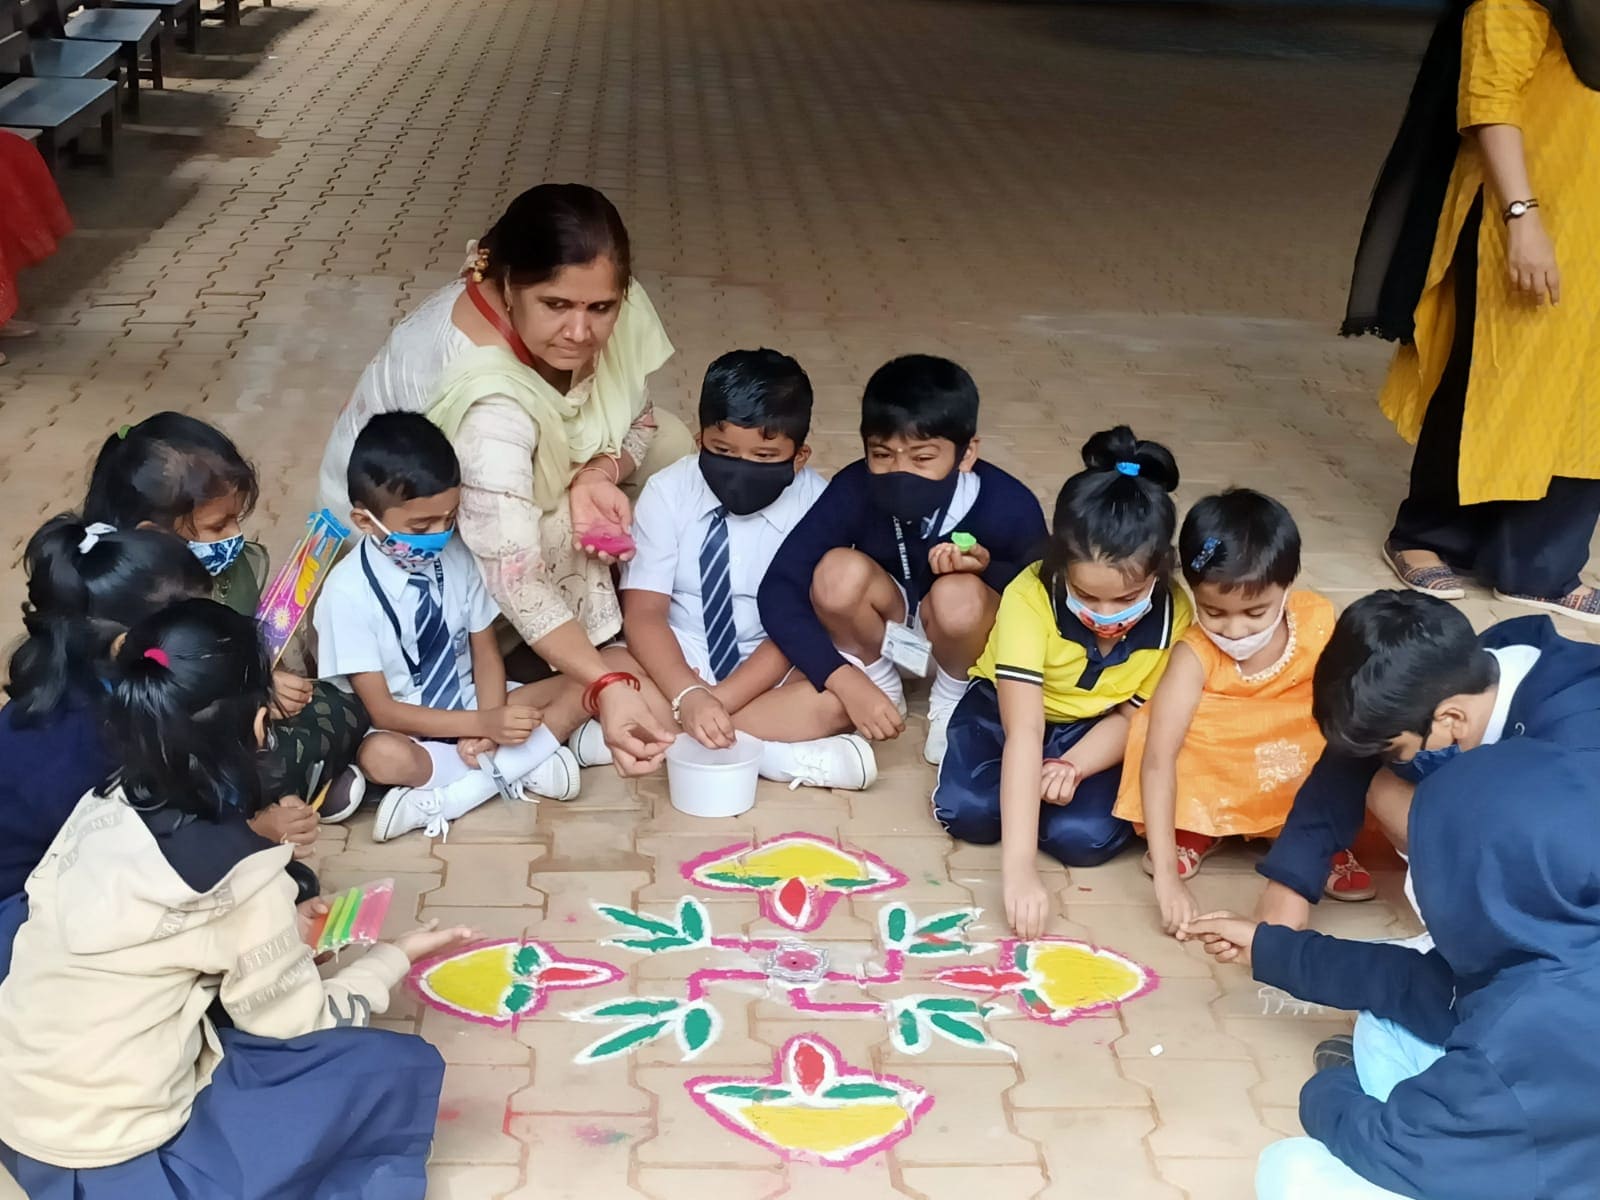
left=1114, top=589, right=1336, bottom=839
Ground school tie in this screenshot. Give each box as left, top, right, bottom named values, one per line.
left=409, top=572, right=464, bottom=709
left=699, top=507, right=742, bottom=682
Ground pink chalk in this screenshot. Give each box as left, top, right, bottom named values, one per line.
left=579, top=529, right=636, bottom=557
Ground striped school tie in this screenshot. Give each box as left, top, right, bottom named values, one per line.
left=699, top=507, right=742, bottom=682
left=409, top=572, right=464, bottom=709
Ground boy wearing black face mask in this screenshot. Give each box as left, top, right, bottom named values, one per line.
left=620, top=350, right=877, bottom=791
left=757, top=355, right=1048, bottom=765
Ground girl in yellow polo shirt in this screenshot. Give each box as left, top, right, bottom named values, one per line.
left=932, top=426, right=1190, bottom=938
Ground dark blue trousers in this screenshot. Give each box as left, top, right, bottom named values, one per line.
left=1, top=1026, right=443, bottom=1200
left=932, top=680, right=1132, bottom=867
left=0, top=891, right=23, bottom=982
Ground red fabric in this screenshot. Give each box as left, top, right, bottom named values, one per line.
left=0, top=131, right=72, bottom=328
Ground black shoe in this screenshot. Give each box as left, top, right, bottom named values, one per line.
left=1313, top=1034, right=1355, bottom=1073
left=318, top=765, right=367, bottom=824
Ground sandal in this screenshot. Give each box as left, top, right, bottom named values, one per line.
left=1142, top=831, right=1221, bottom=880
left=1324, top=849, right=1377, bottom=902
left=1382, top=541, right=1465, bottom=600
left=1493, top=585, right=1600, bottom=627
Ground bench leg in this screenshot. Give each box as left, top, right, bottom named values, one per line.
left=185, top=1, right=200, bottom=51
left=148, top=34, right=164, bottom=89
left=101, top=108, right=116, bottom=173
left=226, top=0, right=238, bottom=26
left=122, top=43, right=140, bottom=115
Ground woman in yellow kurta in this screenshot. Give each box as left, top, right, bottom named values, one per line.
left=1345, top=0, right=1600, bottom=621
left=1114, top=491, right=1373, bottom=936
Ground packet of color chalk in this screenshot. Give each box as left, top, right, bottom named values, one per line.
left=305, top=879, right=394, bottom=955
left=256, top=509, right=350, bottom=665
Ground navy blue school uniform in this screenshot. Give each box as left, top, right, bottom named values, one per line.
left=1251, top=740, right=1600, bottom=1199
left=757, top=459, right=1048, bottom=690
left=933, top=565, right=1191, bottom=866
left=1259, top=615, right=1600, bottom=903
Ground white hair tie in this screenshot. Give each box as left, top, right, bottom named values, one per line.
left=78, top=523, right=116, bottom=555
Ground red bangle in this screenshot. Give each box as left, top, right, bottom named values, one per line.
left=582, top=671, right=640, bottom=717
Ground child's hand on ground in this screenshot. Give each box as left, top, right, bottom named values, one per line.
left=250, top=796, right=319, bottom=850
left=598, top=686, right=675, bottom=776
left=477, top=704, right=540, bottom=746
left=927, top=541, right=991, bottom=576
left=1155, top=872, right=1200, bottom=938
left=393, top=919, right=479, bottom=964
left=271, top=669, right=314, bottom=719
left=680, top=688, right=736, bottom=750
left=1186, top=911, right=1259, bottom=967
left=831, top=667, right=905, bottom=741
left=569, top=477, right=635, bottom=564
left=1040, top=758, right=1079, bottom=805
left=1004, top=866, right=1052, bottom=939
left=457, top=737, right=496, bottom=768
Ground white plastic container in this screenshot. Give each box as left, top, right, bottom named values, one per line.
left=666, top=732, right=762, bottom=818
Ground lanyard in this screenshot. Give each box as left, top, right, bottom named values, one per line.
left=463, top=277, right=538, bottom=369
left=890, top=503, right=947, bottom=619
left=359, top=542, right=444, bottom=686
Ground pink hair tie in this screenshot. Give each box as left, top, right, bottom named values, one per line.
left=143, top=648, right=171, bottom=668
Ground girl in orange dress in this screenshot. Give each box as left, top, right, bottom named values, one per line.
left=0, top=130, right=72, bottom=365
left=1115, top=490, right=1373, bottom=937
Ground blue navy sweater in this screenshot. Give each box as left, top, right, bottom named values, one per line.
left=0, top=694, right=116, bottom=899
left=758, top=459, right=1048, bottom=689
left=1252, top=740, right=1600, bottom=1200
left=1259, top=615, right=1600, bottom=901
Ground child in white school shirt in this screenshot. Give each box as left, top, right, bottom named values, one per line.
left=315, top=413, right=581, bottom=843
left=609, top=349, right=877, bottom=790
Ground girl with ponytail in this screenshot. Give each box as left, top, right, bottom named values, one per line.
left=932, top=427, right=1192, bottom=938
left=0, top=599, right=469, bottom=1199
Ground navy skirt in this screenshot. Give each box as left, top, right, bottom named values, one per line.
left=1, top=1026, right=443, bottom=1200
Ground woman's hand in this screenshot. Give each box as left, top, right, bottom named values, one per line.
left=928, top=541, right=990, bottom=576
left=1508, top=213, right=1560, bottom=305
left=680, top=688, right=736, bottom=750
left=598, top=684, right=675, bottom=776
left=1154, top=872, right=1200, bottom=938
left=1040, top=758, right=1079, bottom=805
left=1004, top=865, right=1052, bottom=939
left=393, top=919, right=479, bottom=964
left=271, top=669, right=314, bottom=719
left=570, top=475, right=635, bottom=564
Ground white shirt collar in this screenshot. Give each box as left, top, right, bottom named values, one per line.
left=1483, top=644, right=1541, bottom=745
left=360, top=538, right=419, bottom=601
left=923, top=471, right=981, bottom=538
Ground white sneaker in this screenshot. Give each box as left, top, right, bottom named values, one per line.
left=567, top=718, right=613, bottom=768
left=372, top=786, right=450, bottom=843
left=760, top=734, right=877, bottom=792
left=522, top=746, right=582, bottom=802
left=923, top=698, right=958, bottom=767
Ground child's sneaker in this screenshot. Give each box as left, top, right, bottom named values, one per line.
left=760, top=734, right=877, bottom=791
left=923, top=697, right=958, bottom=767
left=317, top=765, right=366, bottom=825
left=1323, top=849, right=1377, bottom=901
left=567, top=718, right=613, bottom=768
left=1313, top=1034, right=1355, bottom=1073
left=523, top=746, right=582, bottom=802
left=1141, top=830, right=1221, bottom=880
left=1493, top=585, right=1600, bottom=626
left=372, top=787, right=450, bottom=843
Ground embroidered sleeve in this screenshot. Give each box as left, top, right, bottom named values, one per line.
left=620, top=384, right=658, bottom=468
left=452, top=396, right=580, bottom=645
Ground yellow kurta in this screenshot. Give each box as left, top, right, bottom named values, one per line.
left=1380, top=0, right=1600, bottom=504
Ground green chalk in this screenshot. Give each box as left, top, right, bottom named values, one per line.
left=951, top=532, right=977, bottom=552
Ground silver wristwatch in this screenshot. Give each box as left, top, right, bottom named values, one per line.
left=1504, top=198, right=1540, bottom=221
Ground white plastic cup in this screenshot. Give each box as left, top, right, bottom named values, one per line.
left=666, top=732, right=762, bottom=818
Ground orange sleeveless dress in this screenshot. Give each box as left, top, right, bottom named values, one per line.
left=1114, top=589, right=1336, bottom=839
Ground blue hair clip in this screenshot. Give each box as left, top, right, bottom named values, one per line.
left=1189, top=536, right=1222, bottom=572
left=1114, top=461, right=1141, bottom=477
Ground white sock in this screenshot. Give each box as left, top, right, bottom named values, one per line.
left=758, top=738, right=796, bottom=783
left=437, top=727, right=561, bottom=817
left=930, top=664, right=967, bottom=713
left=422, top=742, right=472, bottom=788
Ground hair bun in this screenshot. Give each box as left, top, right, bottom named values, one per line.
left=1080, top=425, right=1179, bottom=494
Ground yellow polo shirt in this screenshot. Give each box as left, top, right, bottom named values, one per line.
left=972, top=562, right=1191, bottom=724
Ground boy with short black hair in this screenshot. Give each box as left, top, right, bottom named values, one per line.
left=1252, top=588, right=1600, bottom=930
left=315, top=413, right=580, bottom=843
left=758, top=354, right=1048, bottom=765
left=616, top=348, right=875, bottom=789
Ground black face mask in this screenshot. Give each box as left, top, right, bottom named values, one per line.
left=866, top=468, right=960, bottom=526
left=698, top=449, right=798, bottom=516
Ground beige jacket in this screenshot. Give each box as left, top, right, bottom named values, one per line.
left=0, top=787, right=409, bottom=1168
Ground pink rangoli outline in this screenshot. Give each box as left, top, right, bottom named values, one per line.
left=408, top=938, right=624, bottom=1030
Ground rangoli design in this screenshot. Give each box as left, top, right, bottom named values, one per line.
left=410, top=939, right=622, bottom=1028
left=688, top=1034, right=932, bottom=1168
left=681, top=832, right=907, bottom=931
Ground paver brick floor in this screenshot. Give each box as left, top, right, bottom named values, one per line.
left=3, top=0, right=1597, bottom=1195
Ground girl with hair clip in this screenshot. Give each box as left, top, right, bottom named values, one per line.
left=0, top=516, right=320, bottom=978
left=933, top=427, right=1192, bottom=938
left=0, top=599, right=471, bottom=1200
left=85, top=412, right=369, bottom=819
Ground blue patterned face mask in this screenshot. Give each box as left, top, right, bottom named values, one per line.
left=1387, top=742, right=1462, bottom=784
left=188, top=533, right=245, bottom=577
left=360, top=511, right=454, bottom=573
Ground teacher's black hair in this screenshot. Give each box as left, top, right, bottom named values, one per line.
left=698, top=348, right=813, bottom=445
left=480, top=183, right=632, bottom=292
left=1041, top=425, right=1179, bottom=594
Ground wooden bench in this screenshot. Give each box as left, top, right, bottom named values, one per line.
left=107, top=0, right=198, bottom=54
left=0, top=29, right=116, bottom=172
left=54, top=0, right=159, bottom=114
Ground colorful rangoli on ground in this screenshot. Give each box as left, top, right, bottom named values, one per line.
left=680, top=832, right=907, bottom=931
left=410, top=939, right=622, bottom=1028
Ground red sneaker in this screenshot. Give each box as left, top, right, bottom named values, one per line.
left=1324, top=849, right=1377, bottom=902
left=1142, top=831, right=1221, bottom=880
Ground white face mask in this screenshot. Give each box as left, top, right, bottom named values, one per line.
left=1200, top=594, right=1287, bottom=662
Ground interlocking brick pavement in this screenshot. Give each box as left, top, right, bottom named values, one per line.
left=3, top=0, right=1596, bottom=1196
